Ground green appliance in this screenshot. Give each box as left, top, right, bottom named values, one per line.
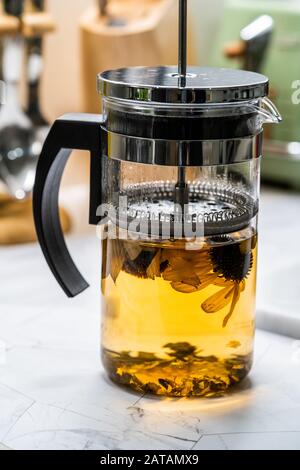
left=211, top=0, right=300, bottom=189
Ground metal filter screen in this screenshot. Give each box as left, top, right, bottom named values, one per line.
left=114, top=180, right=258, bottom=237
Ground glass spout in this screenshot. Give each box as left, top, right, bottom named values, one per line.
left=256, top=97, right=282, bottom=124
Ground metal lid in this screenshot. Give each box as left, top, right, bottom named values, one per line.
left=97, top=66, right=269, bottom=105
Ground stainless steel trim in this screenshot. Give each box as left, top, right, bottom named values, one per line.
left=101, top=130, right=263, bottom=166
left=98, top=66, right=269, bottom=105
left=264, top=139, right=300, bottom=161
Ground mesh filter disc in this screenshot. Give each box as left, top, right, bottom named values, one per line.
left=115, top=180, right=257, bottom=237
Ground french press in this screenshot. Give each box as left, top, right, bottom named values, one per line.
left=33, top=1, right=281, bottom=397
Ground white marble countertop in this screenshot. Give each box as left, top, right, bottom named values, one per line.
left=0, top=187, right=300, bottom=451
left=257, top=187, right=300, bottom=337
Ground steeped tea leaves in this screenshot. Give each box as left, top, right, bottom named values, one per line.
left=110, top=239, right=126, bottom=283
left=123, top=241, right=143, bottom=260
left=102, top=344, right=253, bottom=397
left=164, top=342, right=197, bottom=359
left=123, top=249, right=157, bottom=278
left=222, top=283, right=241, bottom=327
left=210, top=243, right=253, bottom=282
left=171, top=281, right=199, bottom=293
left=201, top=285, right=235, bottom=313
left=101, top=230, right=257, bottom=396
left=146, top=250, right=162, bottom=279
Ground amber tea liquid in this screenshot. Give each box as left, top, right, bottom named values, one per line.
left=101, top=226, right=257, bottom=397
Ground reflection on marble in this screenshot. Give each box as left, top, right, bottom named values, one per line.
left=0, top=443, right=11, bottom=450
left=257, top=187, right=300, bottom=338
left=0, top=190, right=300, bottom=450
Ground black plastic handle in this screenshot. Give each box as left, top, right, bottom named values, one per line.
left=33, top=113, right=103, bottom=298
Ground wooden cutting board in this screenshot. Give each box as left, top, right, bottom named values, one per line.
left=0, top=193, right=71, bottom=245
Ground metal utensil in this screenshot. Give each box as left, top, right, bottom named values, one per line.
left=25, top=0, right=48, bottom=127
left=240, top=15, right=274, bottom=73
left=0, top=0, right=44, bottom=200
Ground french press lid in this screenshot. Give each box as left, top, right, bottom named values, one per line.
left=98, top=65, right=269, bottom=105
left=97, top=66, right=269, bottom=152
left=97, top=0, right=270, bottom=158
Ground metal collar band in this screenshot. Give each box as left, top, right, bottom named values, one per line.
left=101, top=130, right=263, bottom=166
left=98, top=66, right=269, bottom=105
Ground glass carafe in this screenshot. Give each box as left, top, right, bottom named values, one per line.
left=33, top=66, right=281, bottom=397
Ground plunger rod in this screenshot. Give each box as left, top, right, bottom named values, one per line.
left=175, top=0, right=189, bottom=210
left=178, top=0, right=187, bottom=86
